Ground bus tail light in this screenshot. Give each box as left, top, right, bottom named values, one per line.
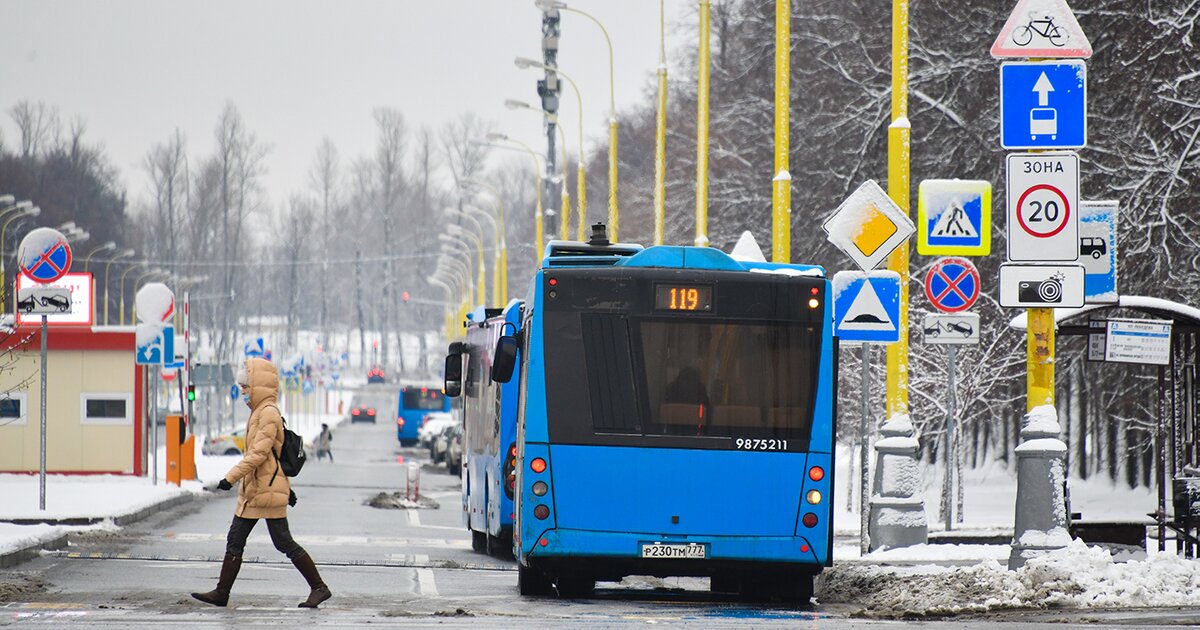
left=532, top=481, right=548, bottom=496
left=806, top=489, right=822, bottom=505
left=502, top=441, right=518, bottom=500
left=530, top=458, right=547, bottom=474
left=808, top=298, right=820, bottom=309
left=802, top=512, right=818, bottom=528
left=352, top=409, right=360, bottom=416
left=534, top=505, right=550, bottom=520
left=397, top=418, right=404, bottom=427
left=808, top=466, right=825, bottom=482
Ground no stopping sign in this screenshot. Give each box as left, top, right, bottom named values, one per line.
left=1006, top=152, right=1079, bottom=261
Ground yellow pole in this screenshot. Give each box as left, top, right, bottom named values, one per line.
left=608, top=120, right=619, bottom=241
left=772, top=0, right=791, bottom=263
left=653, top=0, right=667, bottom=246
left=695, top=0, right=711, bottom=248
left=576, top=164, right=587, bottom=241
left=885, top=0, right=911, bottom=418
left=558, top=124, right=571, bottom=242
left=1027, top=308, right=1055, bottom=410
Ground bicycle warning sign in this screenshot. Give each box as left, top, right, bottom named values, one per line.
left=991, top=0, right=1092, bottom=60
left=1006, top=152, right=1079, bottom=262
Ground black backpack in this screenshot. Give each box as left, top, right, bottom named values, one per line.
left=267, top=406, right=306, bottom=484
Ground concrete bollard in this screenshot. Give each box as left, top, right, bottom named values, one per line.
left=406, top=461, right=421, bottom=502
left=1008, top=405, right=1070, bottom=570
left=868, top=415, right=929, bottom=551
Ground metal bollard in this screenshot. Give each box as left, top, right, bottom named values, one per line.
left=406, top=461, right=421, bottom=502
left=1008, top=405, right=1070, bottom=570
left=868, top=415, right=929, bottom=551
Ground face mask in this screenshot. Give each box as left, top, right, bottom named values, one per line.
left=242, top=392, right=251, bottom=405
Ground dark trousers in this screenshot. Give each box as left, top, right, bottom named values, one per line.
left=225, top=515, right=306, bottom=559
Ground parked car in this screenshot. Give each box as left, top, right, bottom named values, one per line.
left=418, top=412, right=455, bottom=450
left=202, top=428, right=246, bottom=456
left=445, top=423, right=464, bottom=476
left=431, top=421, right=460, bottom=464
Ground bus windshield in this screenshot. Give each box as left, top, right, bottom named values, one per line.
left=636, top=319, right=818, bottom=438
left=402, top=388, right=445, bottom=411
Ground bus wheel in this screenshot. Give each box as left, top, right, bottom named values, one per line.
left=518, top=563, right=553, bottom=596
left=554, top=576, right=595, bottom=599
left=471, top=530, right=487, bottom=553
left=486, top=533, right=511, bottom=559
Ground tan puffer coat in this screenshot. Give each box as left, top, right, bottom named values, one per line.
left=224, top=358, right=290, bottom=519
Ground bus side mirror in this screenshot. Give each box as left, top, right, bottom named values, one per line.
left=491, top=335, right=518, bottom=383
left=444, top=342, right=464, bottom=397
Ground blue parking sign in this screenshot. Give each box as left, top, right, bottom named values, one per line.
left=1001, top=60, right=1086, bottom=150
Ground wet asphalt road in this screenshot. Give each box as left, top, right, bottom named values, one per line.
left=1, top=419, right=1198, bottom=627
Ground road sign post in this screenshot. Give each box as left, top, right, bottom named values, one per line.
left=17, top=227, right=73, bottom=512
left=995, top=0, right=1088, bottom=571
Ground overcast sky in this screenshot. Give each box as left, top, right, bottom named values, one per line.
left=0, top=0, right=691, bottom=208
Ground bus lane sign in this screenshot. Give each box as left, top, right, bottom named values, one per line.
left=1006, top=152, right=1079, bottom=262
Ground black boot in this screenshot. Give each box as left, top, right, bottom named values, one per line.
left=191, top=554, right=242, bottom=606
left=292, top=552, right=332, bottom=608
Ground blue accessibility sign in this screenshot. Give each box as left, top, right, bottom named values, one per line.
left=833, top=271, right=901, bottom=344
left=135, top=325, right=174, bottom=366
left=1001, top=60, right=1087, bottom=149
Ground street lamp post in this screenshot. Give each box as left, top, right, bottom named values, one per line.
left=536, top=0, right=620, bottom=241
left=487, top=133, right=544, bottom=263
left=654, top=0, right=668, bottom=246
left=103, top=249, right=135, bottom=326
left=505, top=100, right=572, bottom=241
left=515, top=57, right=587, bottom=242
left=456, top=203, right=501, bottom=300
left=119, top=262, right=147, bottom=325
left=696, top=0, right=712, bottom=248
left=462, top=179, right=508, bottom=303
left=0, top=203, right=39, bottom=309
left=445, top=221, right=487, bottom=306
left=84, top=242, right=116, bottom=325
left=439, top=234, right=484, bottom=306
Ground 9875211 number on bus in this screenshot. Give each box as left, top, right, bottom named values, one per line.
left=735, top=438, right=789, bottom=451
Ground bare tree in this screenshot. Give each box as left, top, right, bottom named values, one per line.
left=143, top=130, right=188, bottom=264
left=10, top=100, right=60, bottom=159
left=372, top=108, right=407, bottom=371
left=308, top=138, right=341, bottom=348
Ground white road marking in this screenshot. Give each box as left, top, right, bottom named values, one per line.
left=166, top=532, right=469, bottom=548
left=406, top=510, right=422, bottom=527
left=416, top=568, right=438, bottom=596
left=415, top=554, right=429, bottom=564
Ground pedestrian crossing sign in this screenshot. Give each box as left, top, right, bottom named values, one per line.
left=917, top=180, right=991, bottom=256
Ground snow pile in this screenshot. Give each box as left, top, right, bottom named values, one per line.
left=16, top=228, right=65, bottom=269
left=729, top=230, right=766, bottom=262
left=0, top=523, right=62, bottom=555
left=134, top=282, right=174, bottom=323
left=820, top=540, right=1200, bottom=617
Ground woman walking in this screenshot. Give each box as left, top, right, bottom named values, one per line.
left=315, top=423, right=333, bottom=462
left=191, top=357, right=332, bottom=608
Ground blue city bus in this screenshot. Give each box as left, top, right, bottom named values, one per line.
left=396, top=383, right=450, bottom=446
left=445, top=302, right=523, bottom=557
left=495, top=227, right=837, bottom=602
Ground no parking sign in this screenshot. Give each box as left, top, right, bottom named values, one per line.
left=924, top=258, right=981, bottom=313
left=18, top=228, right=72, bottom=284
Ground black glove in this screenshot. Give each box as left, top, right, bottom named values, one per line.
left=288, top=490, right=298, bottom=507
left=217, top=478, right=233, bottom=491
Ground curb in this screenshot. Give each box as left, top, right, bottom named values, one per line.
left=0, top=491, right=199, bottom=569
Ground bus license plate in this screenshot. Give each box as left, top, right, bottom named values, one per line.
left=640, top=543, right=707, bottom=559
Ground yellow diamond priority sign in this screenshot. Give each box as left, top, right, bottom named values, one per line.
left=822, top=180, right=915, bottom=272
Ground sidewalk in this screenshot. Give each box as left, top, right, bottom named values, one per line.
left=0, top=390, right=353, bottom=568
left=0, top=473, right=203, bottom=568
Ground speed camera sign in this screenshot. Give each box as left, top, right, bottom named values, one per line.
left=1006, top=152, right=1079, bottom=262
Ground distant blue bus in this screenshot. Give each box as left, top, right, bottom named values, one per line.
left=396, top=383, right=450, bottom=446
left=444, top=302, right=523, bottom=557
left=496, top=229, right=837, bottom=603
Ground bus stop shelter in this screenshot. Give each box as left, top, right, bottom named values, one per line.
left=1012, top=295, right=1200, bottom=555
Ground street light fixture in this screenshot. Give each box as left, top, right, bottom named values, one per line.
left=514, top=57, right=589, bottom=241
left=532, top=0, right=621, bottom=240
left=0, top=204, right=38, bottom=309
left=461, top=179, right=509, bottom=303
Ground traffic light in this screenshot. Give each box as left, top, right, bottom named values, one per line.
left=186, top=384, right=196, bottom=402
left=401, top=291, right=410, bottom=302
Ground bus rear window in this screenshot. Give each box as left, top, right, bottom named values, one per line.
left=636, top=320, right=818, bottom=439
left=402, top=389, right=445, bottom=411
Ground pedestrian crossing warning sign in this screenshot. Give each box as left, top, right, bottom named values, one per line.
left=917, top=179, right=992, bottom=257
left=833, top=270, right=902, bottom=344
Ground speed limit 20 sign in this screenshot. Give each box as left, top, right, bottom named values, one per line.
left=1006, top=152, right=1080, bottom=262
